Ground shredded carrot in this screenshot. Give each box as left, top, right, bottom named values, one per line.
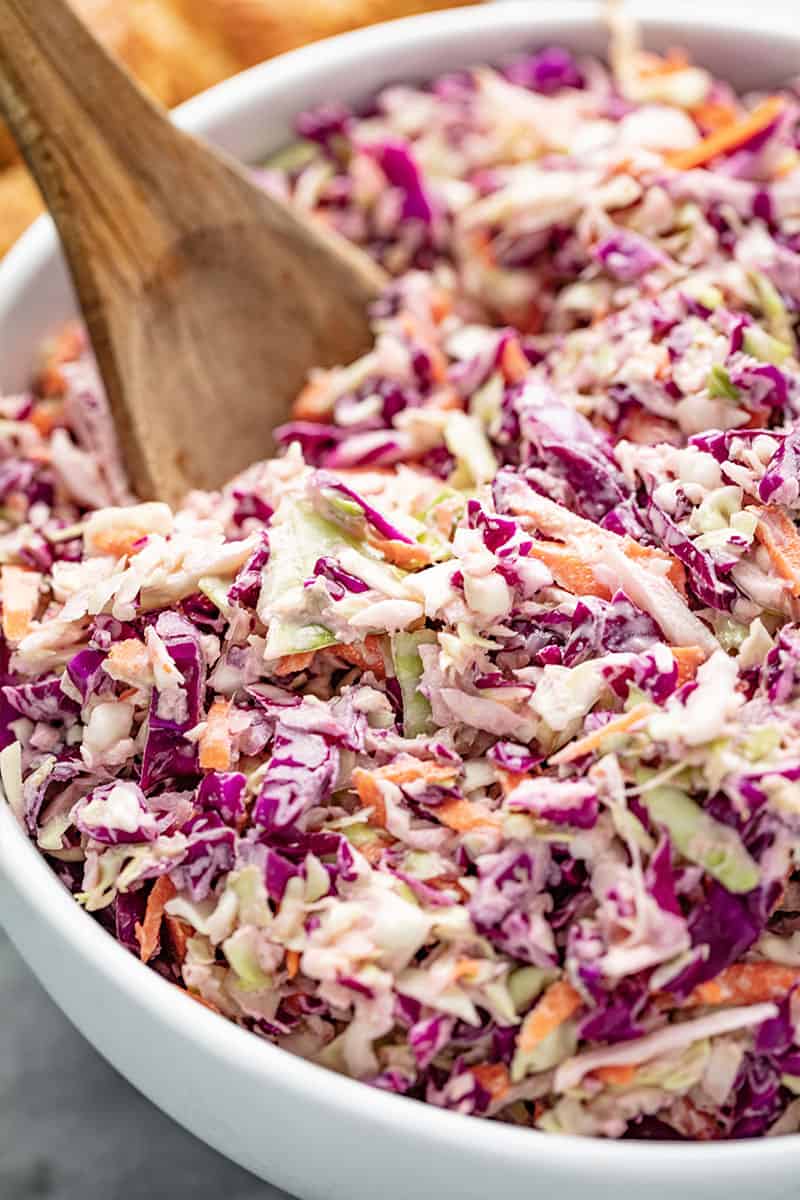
left=375, top=759, right=459, bottom=788
left=29, top=399, right=64, bottom=438
left=690, top=100, right=739, bottom=133
left=500, top=337, right=531, bottom=385
left=527, top=540, right=610, bottom=598
left=592, top=1063, right=638, bottom=1087
left=667, top=1097, right=721, bottom=1141
left=434, top=495, right=463, bottom=536
left=368, top=534, right=432, bottom=570
left=352, top=768, right=388, bottom=827
left=518, top=980, right=582, bottom=1053
left=328, top=635, right=387, bottom=680
left=177, top=986, right=223, bottom=1015
left=638, top=48, right=689, bottom=78
left=164, top=915, right=190, bottom=963
left=274, top=651, right=317, bottom=676
left=426, top=386, right=463, bottom=411
left=47, top=321, right=86, bottom=366
left=671, top=645, right=707, bottom=687
left=754, top=505, right=800, bottom=596
left=286, top=949, right=301, bottom=980
left=505, top=300, right=544, bottom=336
left=468, top=228, right=496, bottom=268
left=89, top=525, right=152, bottom=559
left=353, top=757, right=460, bottom=828
left=429, top=288, right=453, bottom=324
left=774, top=150, right=800, bottom=180
left=292, top=374, right=335, bottom=422
left=435, top=797, right=502, bottom=834
left=453, top=957, right=482, bottom=982
left=105, top=638, right=151, bottom=684
left=550, top=702, right=654, bottom=766
left=425, top=874, right=470, bottom=902
left=398, top=314, right=448, bottom=384
left=683, top=962, right=800, bottom=1008
left=497, top=768, right=529, bottom=798
left=665, top=96, right=785, bottom=171
left=518, top=492, right=685, bottom=597
left=360, top=835, right=393, bottom=865
left=622, top=537, right=687, bottom=597
left=619, top=407, right=677, bottom=446
left=135, top=876, right=177, bottom=964
left=471, top=1062, right=511, bottom=1102
left=1, top=565, right=41, bottom=643
left=199, top=699, right=233, bottom=771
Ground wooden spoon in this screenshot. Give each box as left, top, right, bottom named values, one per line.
left=0, top=0, right=387, bottom=506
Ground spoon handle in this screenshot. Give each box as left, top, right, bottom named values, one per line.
left=0, top=0, right=200, bottom=295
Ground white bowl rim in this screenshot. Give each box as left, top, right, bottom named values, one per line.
left=1, top=0, right=800, bottom=1170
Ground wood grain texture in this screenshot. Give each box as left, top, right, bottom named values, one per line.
left=0, top=0, right=386, bottom=505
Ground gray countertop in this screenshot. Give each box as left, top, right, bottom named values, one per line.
left=0, top=930, right=294, bottom=1200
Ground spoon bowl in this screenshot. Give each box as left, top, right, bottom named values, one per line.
left=0, top=0, right=385, bottom=505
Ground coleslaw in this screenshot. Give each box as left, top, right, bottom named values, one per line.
left=3, top=12, right=800, bottom=1140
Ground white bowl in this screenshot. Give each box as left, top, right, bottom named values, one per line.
left=2, top=5, right=800, bottom=1198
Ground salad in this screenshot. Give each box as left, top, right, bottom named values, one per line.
left=4, top=10, right=800, bottom=1140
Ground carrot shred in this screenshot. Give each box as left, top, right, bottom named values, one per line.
left=286, top=949, right=301, bottom=980
left=352, top=768, right=388, bottom=827
left=690, top=100, right=739, bottom=133
left=135, top=876, right=177, bottom=964
left=550, top=702, right=654, bottom=766
left=328, top=635, right=387, bottom=680
left=638, top=48, right=689, bottom=78
left=683, top=962, right=800, bottom=1009
left=368, top=534, right=432, bottom=569
left=177, top=986, right=223, bottom=1015
left=292, top=375, right=334, bottom=422
left=665, top=96, right=785, bottom=171
left=468, top=228, right=496, bottom=268
left=453, top=957, right=482, bottom=982
left=274, top=651, right=317, bottom=676
left=398, top=314, right=448, bottom=384
left=426, top=386, right=463, bottom=412
left=376, top=759, right=459, bottom=787
left=592, top=1064, right=638, bottom=1087
left=497, top=768, right=529, bottom=798
left=91, top=527, right=152, bottom=558
left=622, top=537, right=687, bottom=597
left=499, top=337, right=531, bottom=385
left=671, top=645, right=707, bottom=687
left=105, top=638, right=151, bottom=684
left=504, top=300, right=544, bottom=336
left=753, top=505, right=800, bottom=596
left=360, top=836, right=393, bottom=865
left=471, top=1062, right=511, bottom=1102
left=435, top=797, right=502, bottom=834
left=429, top=289, right=453, bottom=324
left=29, top=399, right=64, bottom=437
left=1, top=565, right=41, bottom=643
left=774, top=151, right=800, bottom=180
left=527, top=539, right=611, bottom=598
left=164, top=915, right=191, bottom=963
left=518, top=980, right=582, bottom=1053
left=199, top=699, right=233, bottom=771
left=352, top=757, right=460, bottom=828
